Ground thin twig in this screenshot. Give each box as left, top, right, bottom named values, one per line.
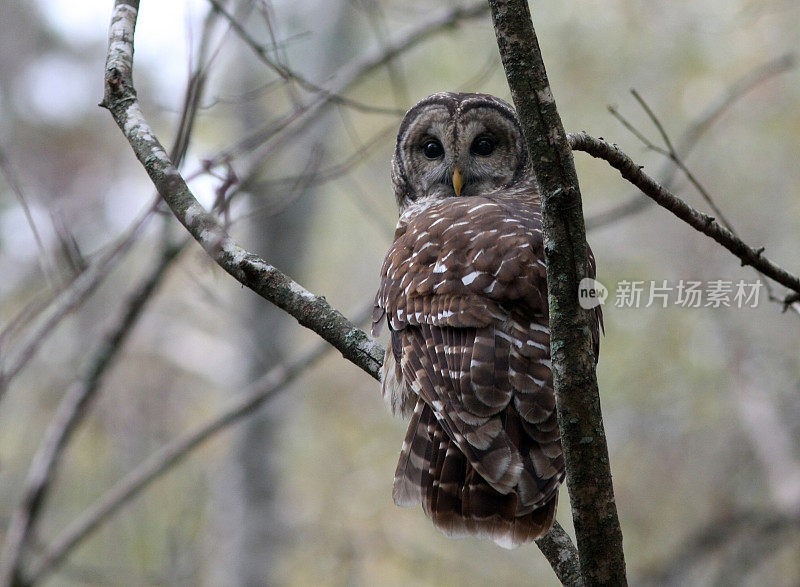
left=587, top=52, right=795, bottom=230
left=0, top=242, right=185, bottom=587
left=357, top=0, right=411, bottom=108
left=0, top=196, right=159, bottom=401
left=206, top=0, right=405, bottom=116
left=26, top=330, right=338, bottom=584
left=608, top=94, right=800, bottom=316
left=240, top=122, right=396, bottom=208
left=629, top=88, right=676, bottom=154
left=612, top=92, right=737, bottom=233
left=0, top=147, right=54, bottom=288
left=679, top=53, right=795, bottom=154
left=0, top=1, right=228, bottom=400
left=568, top=132, right=800, bottom=298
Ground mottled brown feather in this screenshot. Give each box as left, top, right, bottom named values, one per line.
left=375, top=92, right=601, bottom=548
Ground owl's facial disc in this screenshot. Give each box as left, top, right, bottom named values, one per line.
left=392, top=93, right=529, bottom=208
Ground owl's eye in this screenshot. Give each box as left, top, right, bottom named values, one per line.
left=422, top=139, right=444, bottom=159
left=470, top=136, right=496, bottom=156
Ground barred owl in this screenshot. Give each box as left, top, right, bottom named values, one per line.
left=372, top=92, right=601, bottom=548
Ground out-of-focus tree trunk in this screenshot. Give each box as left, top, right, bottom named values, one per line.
left=229, top=197, right=314, bottom=585
left=210, top=2, right=360, bottom=584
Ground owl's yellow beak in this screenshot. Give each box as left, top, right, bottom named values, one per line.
left=452, top=167, right=463, bottom=197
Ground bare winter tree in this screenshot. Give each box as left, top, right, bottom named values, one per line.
left=1, top=1, right=799, bottom=585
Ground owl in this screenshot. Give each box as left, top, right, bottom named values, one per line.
left=372, top=92, right=601, bottom=548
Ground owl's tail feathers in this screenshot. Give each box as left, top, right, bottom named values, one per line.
left=393, top=399, right=557, bottom=549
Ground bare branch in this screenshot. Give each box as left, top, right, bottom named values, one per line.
left=26, top=332, right=335, bottom=584
left=0, top=241, right=185, bottom=587
left=587, top=52, right=795, bottom=230
left=357, top=0, right=411, bottom=108
left=535, top=523, right=584, bottom=587
left=0, top=19, right=218, bottom=400
left=488, top=1, right=627, bottom=584
left=568, top=132, right=800, bottom=298
left=606, top=93, right=800, bottom=316
left=610, top=92, right=738, bottom=233
left=0, top=197, right=158, bottom=401
left=206, top=0, right=405, bottom=116
left=100, top=0, right=383, bottom=381
left=240, top=122, right=396, bottom=210
left=0, top=146, right=55, bottom=288
left=0, top=36, right=216, bottom=399
left=628, top=89, right=677, bottom=155
left=676, top=52, right=795, bottom=156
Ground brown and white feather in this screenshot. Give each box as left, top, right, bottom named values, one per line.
left=374, top=93, right=600, bottom=548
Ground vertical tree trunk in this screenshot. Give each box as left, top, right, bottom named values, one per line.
left=211, top=2, right=360, bottom=584
left=488, top=1, right=627, bottom=584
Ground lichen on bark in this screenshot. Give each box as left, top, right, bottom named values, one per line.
left=488, top=0, right=628, bottom=585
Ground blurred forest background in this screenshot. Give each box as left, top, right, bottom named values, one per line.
left=1, top=0, right=800, bottom=585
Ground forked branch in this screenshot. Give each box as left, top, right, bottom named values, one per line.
left=95, top=1, right=581, bottom=584
left=568, top=132, right=800, bottom=298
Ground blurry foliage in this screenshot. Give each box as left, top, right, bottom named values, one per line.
left=1, top=0, right=800, bottom=585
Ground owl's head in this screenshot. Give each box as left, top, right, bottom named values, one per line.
left=391, top=92, right=530, bottom=210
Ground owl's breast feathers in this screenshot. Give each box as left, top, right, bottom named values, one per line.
left=373, top=192, right=602, bottom=548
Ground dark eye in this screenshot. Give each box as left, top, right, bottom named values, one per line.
left=422, top=139, right=444, bottom=159
left=470, top=136, right=496, bottom=156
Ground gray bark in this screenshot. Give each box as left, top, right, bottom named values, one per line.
left=214, top=3, right=362, bottom=584
left=488, top=1, right=627, bottom=584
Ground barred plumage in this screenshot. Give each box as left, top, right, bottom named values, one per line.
left=373, top=93, right=600, bottom=548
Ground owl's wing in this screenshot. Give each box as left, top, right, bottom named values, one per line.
left=393, top=396, right=558, bottom=547
left=374, top=196, right=579, bottom=545
left=395, top=316, right=563, bottom=504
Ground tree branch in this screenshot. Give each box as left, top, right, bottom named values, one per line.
left=568, top=132, right=800, bottom=297
left=535, top=523, right=583, bottom=586
left=0, top=147, right=55, bottom=288
left=96, top=3, right=582, bottom=583
left=206, top=0, right=405, bottom=116
left=488, top=1, right=627, bottom=584
left=0, top=196, right=158, bottom=401
left=100, top=0, right=383, bottom=382
left=586, top=52, right=795, bottom=230
left=0, top=241, right=184, bottom=587
left=25, top=333, right=334, bottom=585
left=600, top=96, right=800, bottom=314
